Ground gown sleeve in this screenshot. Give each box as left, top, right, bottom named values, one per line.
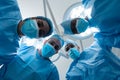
left=0, top=0, right=22, bottom=65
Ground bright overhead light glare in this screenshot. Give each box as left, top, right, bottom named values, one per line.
left=69, top=5, right=85, bottom=19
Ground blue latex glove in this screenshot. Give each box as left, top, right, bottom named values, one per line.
left=68, top=48, right=80, bottom=60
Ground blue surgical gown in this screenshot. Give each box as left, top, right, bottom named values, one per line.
left=66, top=41, right=120, bottom=80
left=0, top=44, right=59, bottom=80
left=82, top=0, right=120, bottom=48
left=0, top=0, right=22, bottom=65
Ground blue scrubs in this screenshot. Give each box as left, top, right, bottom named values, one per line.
left=82, top=0, right=120, bottom=48
left=0, top=0, right=22, bottom=65
left=66, top=41, right=120, bottom=80
left=0, top=44, right=59, bottom=80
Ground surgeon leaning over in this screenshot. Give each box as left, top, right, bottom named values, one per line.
left=60, top=0, right=120, bottom=79
left=0, top=34, right=64, bottom=80
left=64, top=40, right=120, bottom=80
left=0, top=0, right=53, bottom=65
left=61, top=0, right=120, bottom=48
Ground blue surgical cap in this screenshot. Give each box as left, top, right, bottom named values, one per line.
left=50, top=34, right=64, bottom=47
left=37, top=16, right=53, bottom=37
left=60, top=20, right=73, bottom=34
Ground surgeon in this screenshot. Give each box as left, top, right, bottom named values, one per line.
left=64, top=40, right=120, bottom=80
left=82, top=0, right=120, bottom=48
left=61, top=0, right=120, bottom=48
left=0, top=0, right=53, bottom=65
left=0, top=34, right=64, bottom=80
left=65, top=40, right=80, bottom=60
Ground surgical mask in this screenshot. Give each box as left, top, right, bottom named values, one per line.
left=41, top=43, right=56, bottom=58
left=76, top=18, right=89, bottom=33
left=68, top=48, right=80, bottom=60
left=21, top=19, right=39, bottom=38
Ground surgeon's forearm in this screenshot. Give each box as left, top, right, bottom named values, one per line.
left=0, top=0, right=22, bottom=19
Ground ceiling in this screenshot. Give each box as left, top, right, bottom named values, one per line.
left=17, top=0, right=80, bottom=25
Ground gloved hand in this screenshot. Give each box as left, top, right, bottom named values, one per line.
left=68, top=48, right=80, bottom=60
